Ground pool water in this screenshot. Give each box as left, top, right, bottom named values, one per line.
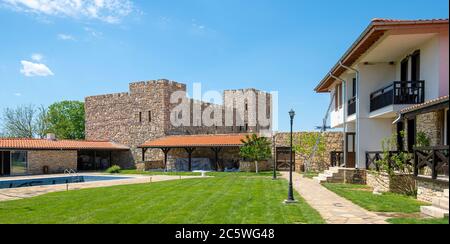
left=0, top=175, right=131, bottom=189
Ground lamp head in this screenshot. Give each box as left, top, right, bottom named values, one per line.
left=289, top=109, right=296, bottom=119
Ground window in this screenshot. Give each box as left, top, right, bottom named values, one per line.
left=411, top=50, right=421, bottom=81
left=352, top=78, right=357, bottom=97
left=11, top=151, right=27, bottom=175
left=245, top=123, right=248, bottom=132
left=138, top=112, right=142, bottom=123
left=401, top=57, right=409, bottom=81
left=148, top=111, right=152, bottom=122
left=335, top=83, right=343, bottom=111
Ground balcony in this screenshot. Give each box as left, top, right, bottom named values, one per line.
left=348, top=97, right=356, bottom=116
left=370, top=81, right=425, bottom=112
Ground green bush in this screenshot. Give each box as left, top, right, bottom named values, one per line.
left=106, top=165, right=121, bottom=174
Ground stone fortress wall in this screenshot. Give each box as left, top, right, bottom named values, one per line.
left=85, top=79, right=272, bottom=168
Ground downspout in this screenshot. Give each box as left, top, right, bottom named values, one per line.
left=338, top=61, right=360, bottom=169
left=330, top=73, right=347, bottom=168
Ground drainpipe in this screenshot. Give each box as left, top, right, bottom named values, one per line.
left=338, top=61, right=360, bottom=169
left=330, top=73, right=347, bottom=168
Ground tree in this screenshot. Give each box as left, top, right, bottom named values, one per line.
left=239, top=134, right=272, bottom=173
left=291, top=133, right=326, bottom=172
left=46, top=101, right=85, bottom=140
left=1, top=105, right=49, bottom=138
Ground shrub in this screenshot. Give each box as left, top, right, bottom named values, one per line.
left=106, top=165, right=121, bottom=174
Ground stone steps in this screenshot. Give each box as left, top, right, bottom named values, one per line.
left=420, top=206, right=449, bottom=219
left=432, top=197, right=449, bottom=210
left=313, top=167, right=346, bottom=183
left=421, top=188, right=449, bottom=218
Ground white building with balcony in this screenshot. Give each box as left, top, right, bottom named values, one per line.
left=315, top=18, right=449, bottom=170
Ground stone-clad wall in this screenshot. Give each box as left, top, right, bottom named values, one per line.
left=274, top=132, right=343, bottom=172
left=28, top=150, right=77, bottom=175
left=416, top=111, right=444, bottom=146
left=85, top=79, right=272, bottom=169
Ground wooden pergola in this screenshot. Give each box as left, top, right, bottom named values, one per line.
left=139, top=134, right=249, bottom=171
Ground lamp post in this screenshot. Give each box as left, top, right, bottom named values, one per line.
left=285, top=109, right=297, bottom=204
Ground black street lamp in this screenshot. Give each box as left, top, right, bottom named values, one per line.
left=285, top=109, right=297, bottom=204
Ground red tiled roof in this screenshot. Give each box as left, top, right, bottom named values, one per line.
left=315, top=18, right=449, bottom=93
left=0, top=138, right=130, bottom=150
left=400, top=95, right=449, bottom=114
left=140, top=134, right=250, bottom=148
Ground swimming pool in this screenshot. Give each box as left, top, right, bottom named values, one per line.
left=0, top=175, right=132, bottom=189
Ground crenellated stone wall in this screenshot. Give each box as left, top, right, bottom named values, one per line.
left=85, top=79, right=272, bottom=169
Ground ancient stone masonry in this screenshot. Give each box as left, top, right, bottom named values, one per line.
left=416, top=111, right=445, bottom=146
left=85, top=79, right=272, bottom=168
left=28, top=150, right=77, bottom=175
left=274, top=132, right=343, bottom=172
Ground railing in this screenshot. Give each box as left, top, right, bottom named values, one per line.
left=348, top=97, right=356, bottom=116
left=330, top=151, right=344, bottom=167
left=370, top=80, right=425, bottom=112
left=414, top=146, right=449, bottom=180
left=365, top=151, right=411, bottom=171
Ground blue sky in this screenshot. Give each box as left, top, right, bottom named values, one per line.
left=0, top=0, right=448, bottom=132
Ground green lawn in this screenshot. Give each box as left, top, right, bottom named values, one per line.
left=387, top=217, right=449, bottom=224
left=322, top=183, right=428, bottom=213
left=0, top=174, right=324, bottom=224
left=117, top=169, right=279, bottom=178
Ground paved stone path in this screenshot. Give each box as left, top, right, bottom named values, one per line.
left=281, top=172, right=388, bottom=224
left=0, top=174, right=205, bottom=202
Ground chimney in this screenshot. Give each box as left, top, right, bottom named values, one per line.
left=46, top=133, right=57, bottom=141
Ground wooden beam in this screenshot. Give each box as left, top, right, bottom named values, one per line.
left=184, top=147, right=196, bottom=171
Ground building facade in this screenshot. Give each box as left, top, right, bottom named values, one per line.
left=315, top=18, right=449, bottom=169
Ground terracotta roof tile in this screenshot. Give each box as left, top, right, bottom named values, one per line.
left=0, top=138, right=129, bottom=150
left=315, top=18, right=449, bottom=93
left=400, top=95, right=449, bottom=114
left=140, top=134, right=251, bottom=148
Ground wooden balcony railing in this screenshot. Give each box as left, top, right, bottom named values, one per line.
left=370, top=80, right=425, bottom=112
left=365, top=151, right=411, bottom=171
left=414, top=146, right=449, bottom=180
left=330, top=151, right=344, bottom=167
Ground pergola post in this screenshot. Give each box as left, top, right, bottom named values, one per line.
left=161, top=148, right=171, bottom=172
left=142, top=148, right=148, bottom=162
left=185, top=148, right=196, bottom=171
left=211, top=147, right=222, bottom=171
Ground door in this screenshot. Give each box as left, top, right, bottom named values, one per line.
left=346, top=133, right=356, bottom=168
left=1, top=151, right=11, bottom=176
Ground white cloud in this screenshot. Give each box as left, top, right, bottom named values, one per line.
left=1, top=0, right=134, bottom=24
left=14, top=92, right=22, bottom=97
left=20, top=60, right=54, bottom=77
left=31, top=53, right=43, bottom=62
left=57, top=33, right=75, bottom=41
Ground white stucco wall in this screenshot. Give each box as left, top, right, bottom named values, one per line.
left=356, top=63, right=396, bottom=168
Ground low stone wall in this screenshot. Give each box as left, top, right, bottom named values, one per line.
left=239, top=161, right=272, bottom=172
left=366, top=172, right=390, bottom=193
left=416, top=177, right=449, bottom=203
left=343, top=169, right=366, bottom=184
left=135, top=160, right=165, bottom=171
left=366, top=172, right=416, bottom=194
left=28, top=150, right=77, bottom=175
